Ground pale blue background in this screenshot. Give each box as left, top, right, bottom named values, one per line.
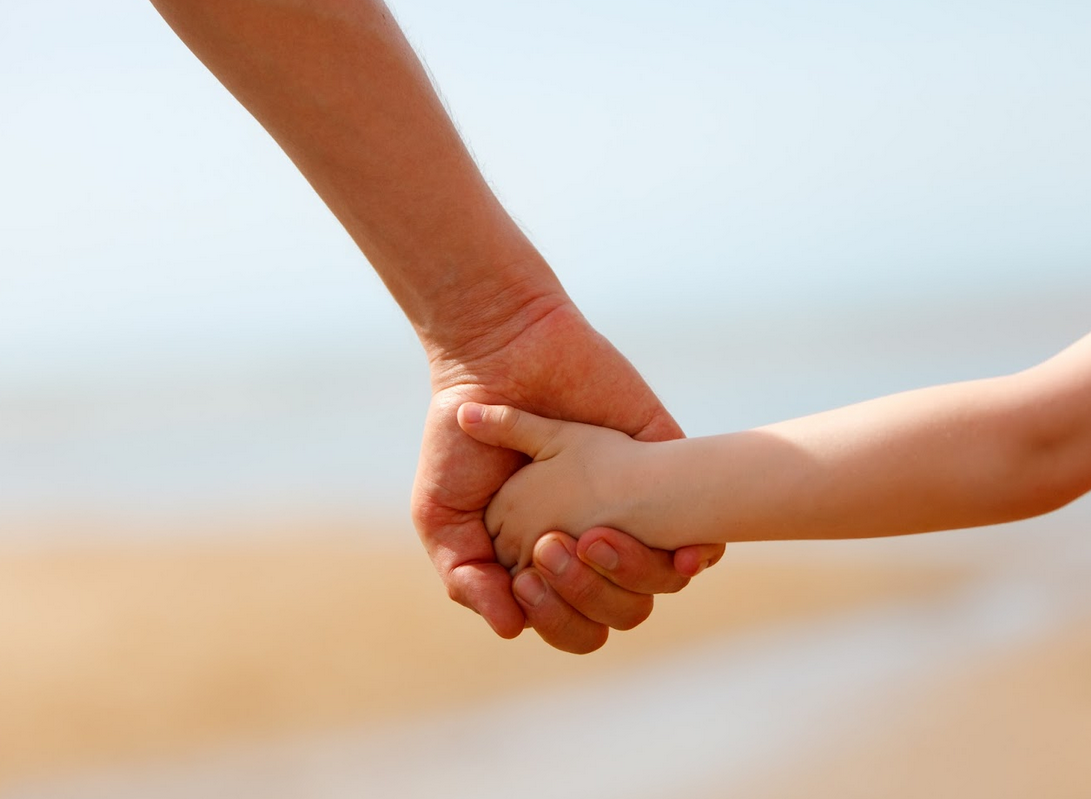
left=1, top=0, right=1088, bottom=537
left=3, top=5, right=1091, bottom=798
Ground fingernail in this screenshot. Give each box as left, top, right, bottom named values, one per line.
left=586, top=540, right=619, bottom=571
left=694, top=559, right=712, bottom=576
left=461, top=403, right=483, bottom=424
left=537, top=538, right=571, bottom=576
left=513, top=571, right=546, bottom=607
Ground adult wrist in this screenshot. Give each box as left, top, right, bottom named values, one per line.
left=417, top=252, right=574, bottom=374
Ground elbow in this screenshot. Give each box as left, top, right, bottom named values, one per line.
left=995, top=420, right=1091, bottom=523
left=966, top=348, right=1091, bottom=525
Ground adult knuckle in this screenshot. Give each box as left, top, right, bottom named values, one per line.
left=613, top=595, right=654, bottom=631
left=444, top=576, right=470, bottom=607
left=409, top=492, right=442, bottom=534
left=568, top=573, right=607, bottom=610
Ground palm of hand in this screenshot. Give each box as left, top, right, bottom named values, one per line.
left=411, top=303, right=682, bottom=640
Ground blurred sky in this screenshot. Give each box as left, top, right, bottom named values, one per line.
left=1, top=0, right=1089, bottom=536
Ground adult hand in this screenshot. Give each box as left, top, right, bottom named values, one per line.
left=413, top=292, right=724, bottom=653
left=147, top=0, right=722, bottom=652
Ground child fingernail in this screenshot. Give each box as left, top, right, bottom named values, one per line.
left=537, top=539, right=571, bottom=576
left=586, top=540, right=619, bottom=571
left=461, top=403, right=484, bottom=424
left=513, top=572, right=546, bottom=607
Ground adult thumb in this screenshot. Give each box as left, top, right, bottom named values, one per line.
left=457, top=403, right=561, bottom=458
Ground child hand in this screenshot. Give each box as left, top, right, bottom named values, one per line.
left=457, top=402, right=642, bottom=572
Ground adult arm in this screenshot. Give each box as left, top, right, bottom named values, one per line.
left=147, top=0, right=722, bottom=652
left=459, top=332, right=1091, bottom=559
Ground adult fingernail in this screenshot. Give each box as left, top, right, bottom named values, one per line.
left=537, top=538, right=571, bottom=576
left=513, top=571, right=546, bottom=607
left=586, top=540, right=619, bottom=571
left=694, top=559, right=712, bottom=576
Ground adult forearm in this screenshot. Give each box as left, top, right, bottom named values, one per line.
left=149, top=0, right=565, bottom=352
left=152, top=0, right=718, bottom=651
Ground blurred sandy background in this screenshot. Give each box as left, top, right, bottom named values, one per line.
left=2, top=0, right=1090, bottom=796
left=0, top=534, right=964, bottom=785
left=3, top=523, right=1090, bottom=798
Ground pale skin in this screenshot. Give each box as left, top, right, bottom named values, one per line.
left=459, top=333, right=1091, bottom=572
left=147, top=0, right=722, bottom=653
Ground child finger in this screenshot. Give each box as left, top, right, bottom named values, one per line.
left=457, top=402, right=561, bottom=458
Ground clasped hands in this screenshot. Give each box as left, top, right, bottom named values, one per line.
left=412, top=298, right=722, bottom=654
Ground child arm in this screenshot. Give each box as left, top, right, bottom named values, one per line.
left=741, top=332, right=1091, bottom=538
left=459, top=332, right=1091, bottom=566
